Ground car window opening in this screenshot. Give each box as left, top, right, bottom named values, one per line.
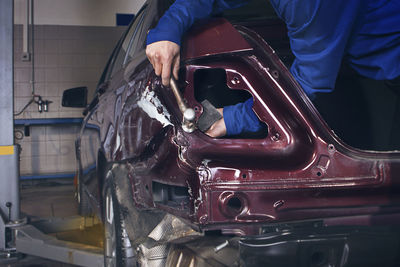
left=194, top=68, right=268, bottom=139
left=109, top=6, right=147, bottom=79
left=233, top=14, right=400, bottom=151
left=219, top=3, right=399, bottom=151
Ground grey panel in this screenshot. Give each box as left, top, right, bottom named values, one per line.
left=0, top=147, right=20, bottom=222
left=0, top=1, right=19, bottom=249
left=0, top=0, right=14, bottom=145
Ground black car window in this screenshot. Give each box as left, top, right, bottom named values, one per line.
left=126, top=0, right=164, bottom=61
left=109, top=23, right=136, bottom=78
left=110, top=6, right=147, bottom=78
left=125, top=9, right=147, bottom=64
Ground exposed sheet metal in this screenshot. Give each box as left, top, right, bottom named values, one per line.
left=137, top=86, right=173, bottom=128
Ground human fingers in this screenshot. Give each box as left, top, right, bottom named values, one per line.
left=145, top=46, right=153, bottom=66
left=146, top=41, right=180, bottom=85
left=205, top=118, right=227, bottom=138
left=153, top=53, right=162, bottom=77
left=145, top=46, right=156, bottom=71
left=172, top=54, right=180, bottom=80
left=205, top=108, right=226, bottom=137
left=161, top=59, right=172, bottom=86
left=146, top=44, right=162, bottom=76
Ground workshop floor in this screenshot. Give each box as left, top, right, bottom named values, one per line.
left=0, top=179, right=103, bottom=267
left=21, top=180, right=79, bottom=219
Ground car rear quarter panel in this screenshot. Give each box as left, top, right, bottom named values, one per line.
left=89, top=17, right=400, bottom=234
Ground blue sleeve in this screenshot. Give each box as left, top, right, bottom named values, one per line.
left=146, top=0, right=246, bottom=46
left=223, top=98, right=262, bottom=136
left=269, top=0, right=363, bottom=97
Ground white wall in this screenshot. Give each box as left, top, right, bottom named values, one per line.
left=14, top=0, right=146, bottom=26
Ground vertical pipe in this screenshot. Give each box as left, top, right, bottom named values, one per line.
left=9, top=148, right=20, bottom=221
left=30, top=0, right=35, bottom=95
left=22, top=0, right=29, bottom=56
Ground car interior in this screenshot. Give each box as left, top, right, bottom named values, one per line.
left=193, top=0, right=400, bottom=152
left=194, top=68, right=269, bottom=139
left=193, top=55, right=400, bottom=151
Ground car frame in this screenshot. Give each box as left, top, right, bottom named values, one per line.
left=63, top=0, right=400, bottom=266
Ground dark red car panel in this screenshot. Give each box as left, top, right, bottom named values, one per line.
left=79, top=17, right=400, bottom=237
left=77, top=1, right=400, bottom=242
left=182, top=18, right=253, bottom=60
left=70, top=2, right=400, bottom=265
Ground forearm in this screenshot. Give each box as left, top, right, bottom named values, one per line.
left=146, top=0, right=247, bottom=46
left=223, top=98, right=262, bottom=136
left=147, top=0, right=215, bottom=46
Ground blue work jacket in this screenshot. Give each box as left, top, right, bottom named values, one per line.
left=147, top=0, right=400, bottom=136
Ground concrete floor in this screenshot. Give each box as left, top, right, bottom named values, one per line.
left=0, top=179, right=103, bottom=267
left=21, top=181, right=79, bottom=219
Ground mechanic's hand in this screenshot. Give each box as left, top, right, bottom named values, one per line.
left=205, top=108, right=227, bottom=138
left=146, top=41, right=180, bottom=86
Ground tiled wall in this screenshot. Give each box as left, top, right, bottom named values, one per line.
left=14, top=24, right=125, bottom=177
left=15, top=124, right=81, bottom=176
left=14, top=24, right=125, bottom=118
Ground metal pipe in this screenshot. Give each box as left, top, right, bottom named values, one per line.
left=214, top=240, right=229, bottom=253
left=30, top=0, right=35, bottom=96
left=15, top=0, right=36, bottom=117
left=22, top=0, right=29, bottom=58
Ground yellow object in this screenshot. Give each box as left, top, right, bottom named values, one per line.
left=0, top=146, right=14, bottom=155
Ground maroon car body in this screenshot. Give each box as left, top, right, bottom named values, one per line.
left=66, top=0, right=400, bottom=265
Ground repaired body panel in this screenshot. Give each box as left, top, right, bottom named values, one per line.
left=73, top=0, right=400, bottom=264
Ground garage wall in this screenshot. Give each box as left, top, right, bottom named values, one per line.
left=14, top=0, right=146, bottom=26
left=13, top=0, right=144, bottom=178
left=14, top=25, right=124, bottom=178
left=13, top=24, right=124, bottom=119
left=15, top=124, right=81, bottom=176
